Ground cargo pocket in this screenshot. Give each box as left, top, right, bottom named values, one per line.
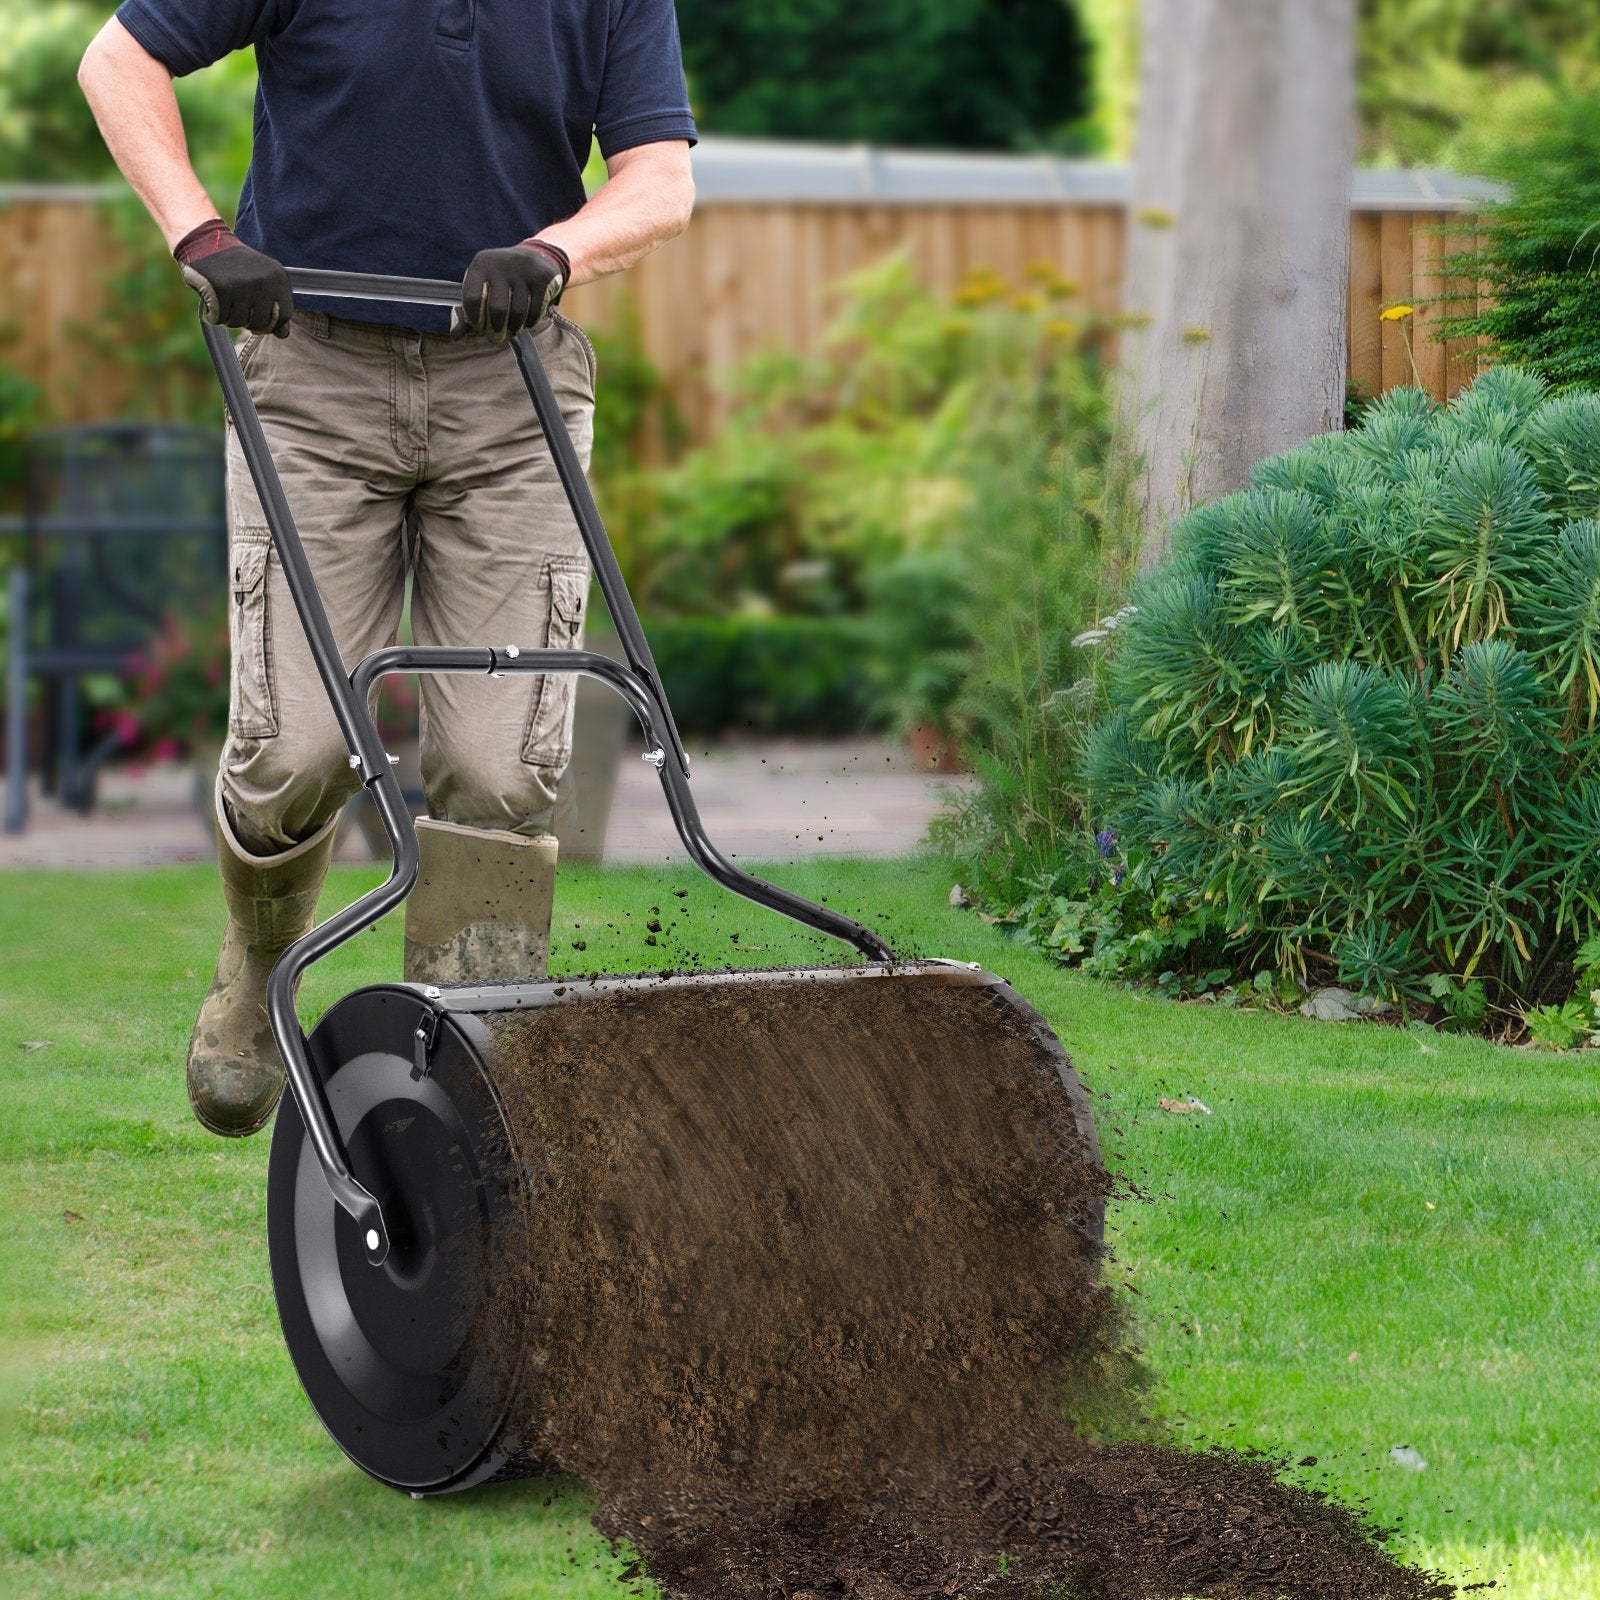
left=229, top=534, right=279, bottom=739
left=521, top=556, right=589, bottom=769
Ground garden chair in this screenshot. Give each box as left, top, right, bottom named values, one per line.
left=4, top=423, right=226, bottom=832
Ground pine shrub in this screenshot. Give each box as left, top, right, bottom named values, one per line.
left=1439, top=97, right=1600, bottom=393
left=1082, top=368, right=1600, bottom=1012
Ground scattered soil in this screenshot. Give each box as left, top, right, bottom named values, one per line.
left=482, top=969, right=1453, bottom=1600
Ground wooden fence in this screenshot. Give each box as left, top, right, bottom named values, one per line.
left=0, top=186, right=1484, bottom=435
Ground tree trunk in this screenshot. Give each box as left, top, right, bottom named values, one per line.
left=1122, top=0, right=1356, bottom=568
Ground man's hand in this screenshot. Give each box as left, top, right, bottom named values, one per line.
left=174, top=218, right=293, bottom=336
left=453, top=239, right=571, bottom=342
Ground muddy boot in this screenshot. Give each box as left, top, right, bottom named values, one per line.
left=186, top=784, right=337, bottom=1138
left=403, top=819, right=558, bottom=985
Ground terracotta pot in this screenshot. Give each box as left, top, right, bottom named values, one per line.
left=906, top=722, right=969, bottom=774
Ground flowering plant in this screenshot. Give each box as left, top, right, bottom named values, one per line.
left=106, top=605, right=230, bottom=760
left=105, top=609, right=421, bottom=761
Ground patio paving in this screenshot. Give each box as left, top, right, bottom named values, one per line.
left=0, top=739, right=970, bottom=870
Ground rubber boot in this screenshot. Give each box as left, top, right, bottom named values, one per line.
left=186, top=782, right=337, bottom=1138
left=403, top=819, right=558, bottom=986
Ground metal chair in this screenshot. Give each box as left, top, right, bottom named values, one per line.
left=4, top=424, right=226, bottom=832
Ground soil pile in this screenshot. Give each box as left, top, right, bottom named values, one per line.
left=484, top=970, right=1451, bottom=1600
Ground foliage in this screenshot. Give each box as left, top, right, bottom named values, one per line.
left=1064, top=0, right=1600, bottom=165
left=104, top=604, right=419, bottom=759
left=1437, top=97, right=1600, bottom=394
left=676, top=0, right=1091, bottom=153
left=1358, top=0, right=1600, bottom=166
left=1074, top=368, right=1600, bottom=1021
left=81, top=197, right=224, bottom=425
left=1522, top=999, right=1593, bottom=1052
left=0, top=360, right=44, bottom=503
left=0, top=0, right=256, bottom=188
left=648, top=614, right=883, bottom=737
left=616, top=255, right=1101, bottom=740
left=104, top=603, right=231, bottom=759
left=932, top=331, right=1132, bottom=904
left=585, top=294, right=683, bottom=491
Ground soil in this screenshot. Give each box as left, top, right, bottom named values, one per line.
left=482, top=969, right=1453, bottom=1600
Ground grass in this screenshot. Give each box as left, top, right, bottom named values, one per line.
left=1, top=855, right=1597, bottom=1597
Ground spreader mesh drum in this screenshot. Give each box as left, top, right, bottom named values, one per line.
left=266, top=965, right=1104, bottom=1495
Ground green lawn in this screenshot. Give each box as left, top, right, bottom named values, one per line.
left=1, top=857, right=1596, bottom=1598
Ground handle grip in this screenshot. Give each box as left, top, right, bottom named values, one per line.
left=284, top=268, right=462, bottom=308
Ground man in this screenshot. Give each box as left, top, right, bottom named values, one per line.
left=78, top=0, right=696, bottom=1136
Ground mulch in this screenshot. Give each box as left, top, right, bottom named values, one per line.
left=481, top=971, right=1454, bottom=1600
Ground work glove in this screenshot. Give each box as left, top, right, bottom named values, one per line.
left=173, top=217, right=293, bottom=337
left=452, top=238, right=571, bottom=342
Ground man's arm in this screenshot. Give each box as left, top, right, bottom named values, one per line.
left=454, top=140, right=693, bottom=340
left=78, top=17, right=219, bottom=250
left=532, top=141, right=696, bottom=289
left=80, top=17, right=292, bottom=333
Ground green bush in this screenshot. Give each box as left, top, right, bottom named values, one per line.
left=1076, top=368, right=1600, bottom=1016
left=931, top=332, right=1131, bottom=908
left=615, top=255, right=1103, bottom=741
left=645, top=614, right=884, bottom=738
left=614, top=255, right=1092, bottom=621
left=1440, top=97, right=1600, bottom=392
left=0, top=1, right=256, bottom=188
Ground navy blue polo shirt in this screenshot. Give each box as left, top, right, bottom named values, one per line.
left=115, top=0, right=698, bottom=330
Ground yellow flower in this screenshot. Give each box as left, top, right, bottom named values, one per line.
left=1044, top=318, right=1081, bottom=341
left=954, top=267, right=1007, bottom=308
left=1182, top=326, right=1212, bottom=344
left=1134, top=207, right=1177, bottom=229
left=1380, top=304, right=1416, bottom=322
left=1011, top=292, right=1046, bottom=314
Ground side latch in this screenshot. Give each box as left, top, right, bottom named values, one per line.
left=411, top=990, right=445, bottom=1081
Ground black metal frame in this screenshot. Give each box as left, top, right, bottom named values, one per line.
left=201, top=268, right=897, bottom=1267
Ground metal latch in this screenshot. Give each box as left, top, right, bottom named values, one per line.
left=411, top=989, right=444, bottom=1080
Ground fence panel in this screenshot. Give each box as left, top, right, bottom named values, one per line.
left=1, top=191, right=1484, bottom=436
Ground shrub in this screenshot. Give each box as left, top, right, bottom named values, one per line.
left=615, top=255, right=1096, bottom=627
left=932, top=331, right=1131, bottom=908
left=613, top=253, right=1106, bottom=741
left=1080, top=368, right=1600, bottom=1014
left=646, top=615, right=884, bottom=738
left=0, top=1, right=256, bottom=187
left=1440, top=97, right=1600, bottom=393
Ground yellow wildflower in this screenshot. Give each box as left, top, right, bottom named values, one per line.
left=1380, top=304, right=1416, bottom=322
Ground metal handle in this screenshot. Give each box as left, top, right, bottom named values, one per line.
left=284, top=268, right=462, bottom=308
left=199, top=274, right=898, bottom=1267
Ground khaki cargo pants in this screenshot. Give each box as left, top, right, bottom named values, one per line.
left=221, top=309, right=596, bottom=853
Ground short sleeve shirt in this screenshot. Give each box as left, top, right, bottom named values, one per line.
left=115, top=0, right=698, bottom=329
